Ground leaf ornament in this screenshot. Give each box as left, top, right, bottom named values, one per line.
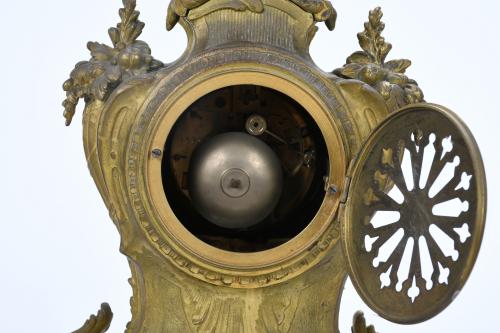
left=334, top=7, right=424, bottom=111
left=62, top=0, right=163, bottom=126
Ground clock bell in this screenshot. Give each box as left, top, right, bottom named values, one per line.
left=63, top=1, right=486, bottom=332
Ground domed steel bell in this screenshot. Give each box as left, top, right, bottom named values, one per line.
left=189, top=132, right=283, bottom=229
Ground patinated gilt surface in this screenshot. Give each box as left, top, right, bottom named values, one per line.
left=340, top=104, right=486, bottom=324
left=74, top=303, right=113, bottom=333
left=334, top=7, right=424, bottom=113
left=64, top=1, right=485, bottom=332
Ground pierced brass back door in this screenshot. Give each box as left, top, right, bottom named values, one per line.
left=341, top=103, right=486, bottom=324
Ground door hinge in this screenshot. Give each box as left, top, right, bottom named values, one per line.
left=340, top=176, right=351, bottom=204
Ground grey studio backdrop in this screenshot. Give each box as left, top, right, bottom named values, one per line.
left=0, top=0, right=498, bottom=332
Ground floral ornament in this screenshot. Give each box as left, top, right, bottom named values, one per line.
left=166, top=0, right=336, bottom=31
left=334, top=7, right=424, bottom=111
left=62, top=0, right=163, bottom=126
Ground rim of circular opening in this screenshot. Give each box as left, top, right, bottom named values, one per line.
left=146, top=68, right=346, bottom=270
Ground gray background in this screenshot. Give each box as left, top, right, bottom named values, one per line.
left=0, top=0, right=498, bottom=332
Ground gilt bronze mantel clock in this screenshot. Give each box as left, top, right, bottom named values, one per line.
left=62, top=1, right=487, bottom=332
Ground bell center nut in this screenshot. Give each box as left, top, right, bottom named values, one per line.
left=220, top=168, right=251, bottom=198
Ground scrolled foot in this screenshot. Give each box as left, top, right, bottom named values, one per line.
left=73, top=303, right=113, bottom=333
left=352, top=311, right=377, bottom=333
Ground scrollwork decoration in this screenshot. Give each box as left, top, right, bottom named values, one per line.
left=166, top=0, right=337, bottom=31
left=73, top=303, right=113, bottom=333
left=334, top=7, right=424, bottom=111
left=62, top=0, right=163, bottom=126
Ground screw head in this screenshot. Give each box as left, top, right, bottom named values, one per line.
left=328, top=185, right=338, bottom=194
left=152, top=148, right=162, bottom=158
